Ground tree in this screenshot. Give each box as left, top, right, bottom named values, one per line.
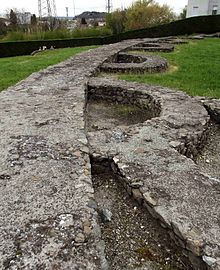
left=0, top=20, right=7, bottom=35
left=125, top=0, right=176, bottom=30
left=31, top=14, right=37, bottom=26
left=106, top=0, right=176, bottom=34
left=9, top=9, right=18, bottom=29
left=106, top=9, right=127, bottom=34
left=179, top=6, right=187, bottom=20
left=92, top=20, right=99, bottom=28
left=81, top=17, right=87, bottom=25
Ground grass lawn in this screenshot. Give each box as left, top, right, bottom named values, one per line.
left=0, top=46, right=97, bottom=92
left=119, top=38, right=220, bottom=98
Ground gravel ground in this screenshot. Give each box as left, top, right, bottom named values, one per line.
left=92, top=169, right=193, bottom=270
left=196, top=122, right=220, bottom=179
left=86, top=100, right=152, bottom=132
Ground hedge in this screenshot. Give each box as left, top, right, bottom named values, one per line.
left=0, top=37, right=105, bottom=58
left=0, top=15, right=220, bottom=58
left=119, top=14, right=220, bottom=40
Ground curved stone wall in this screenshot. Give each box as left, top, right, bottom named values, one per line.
left=131, top=42, right=174, bottom=52
left=100, top=52, right=168, bottom=74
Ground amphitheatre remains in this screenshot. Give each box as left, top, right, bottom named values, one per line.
left=0, top=36, right=219, bottom=270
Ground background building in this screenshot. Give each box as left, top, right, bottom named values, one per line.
left=187, top=0, right=220, bottom=17
left=17, top=12, right=32, bottom=24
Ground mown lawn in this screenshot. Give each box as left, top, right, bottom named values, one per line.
left=119, top=38, right=220, bottom=98
left=0, top=46, right=97, bottom=92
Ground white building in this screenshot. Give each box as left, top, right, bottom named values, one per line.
left=187, top=0, right=220, bottom=17
left=17, top=12, right=32, bottom=24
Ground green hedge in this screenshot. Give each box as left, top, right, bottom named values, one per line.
left=120, top=15, right=220, bottom=40
left=0, top=37, right=105, bottom=58
left=0, top=15, right=220, bottom=58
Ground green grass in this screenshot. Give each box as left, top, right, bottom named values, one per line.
left=119, top=38, right=220, bottom=98
left=0, top=46, right=97, bottom=91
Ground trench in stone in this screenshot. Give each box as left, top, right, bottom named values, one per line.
left=91, top=158, right=193, bottom=270
left=195, top=121, right=220, bottom=179
left=85, top=85, right=193, bottom=270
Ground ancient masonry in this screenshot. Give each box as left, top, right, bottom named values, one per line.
left=0, top=37, right=219, bottom=270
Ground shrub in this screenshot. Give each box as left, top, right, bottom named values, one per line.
left=3, top=27, right=112, bottom=42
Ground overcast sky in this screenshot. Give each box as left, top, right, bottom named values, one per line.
left=0, top=0, right=188, bottom=17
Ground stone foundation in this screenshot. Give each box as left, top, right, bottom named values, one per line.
left=100, top=52, right=168, bottom=73
left=158, top=38, right=189, bottom=44
left=86, top=77, right=220, bottom=270
left=131, top=42, right=174, bottom=52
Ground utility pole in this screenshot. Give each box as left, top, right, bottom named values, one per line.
left=106, top=0, right=112, bottom=13
left=38, top=0, right=57, bottom=19
left=38, top=0, right=57, bottom=29
left=73, top=0, right=75, bottom=17
left=66, top=7, right=69, bottom=18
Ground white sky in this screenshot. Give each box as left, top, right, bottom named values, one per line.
left=0, top=0, right=187, bottom=17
